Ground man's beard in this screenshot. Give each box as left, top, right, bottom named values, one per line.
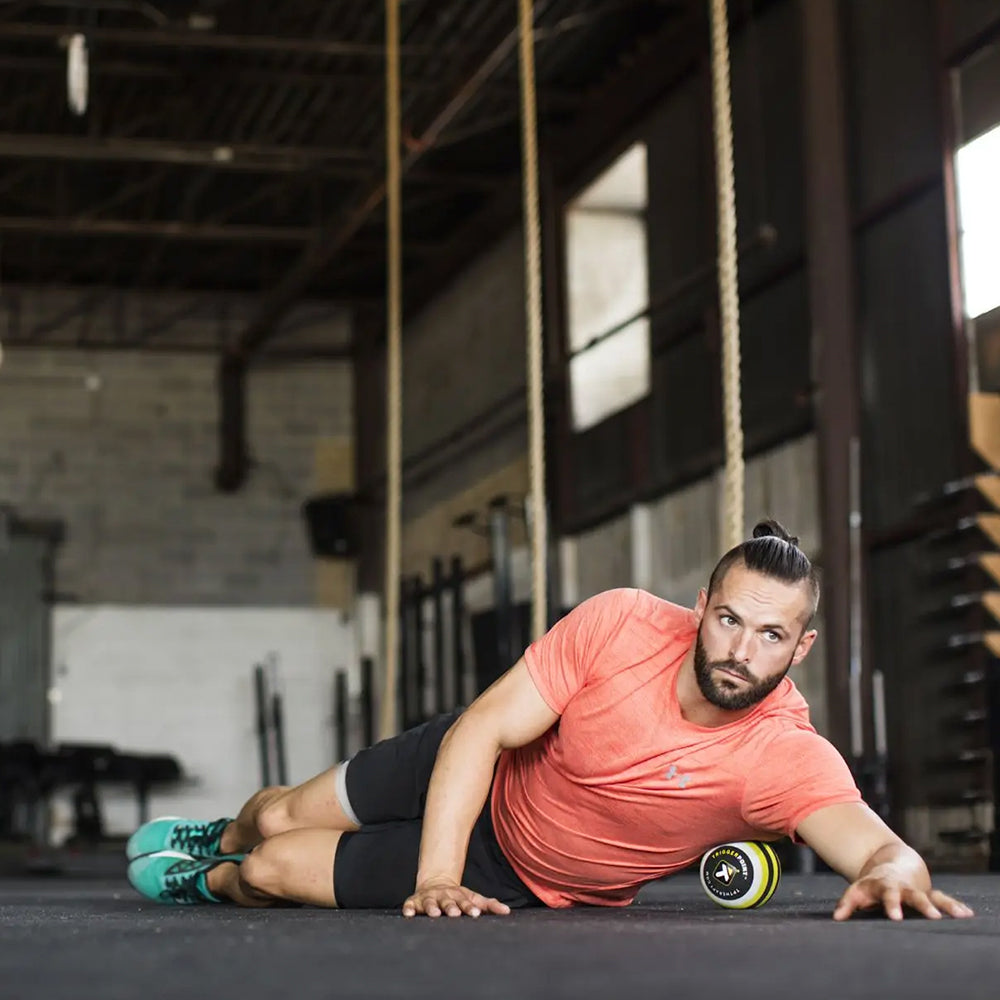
left=692, top=628, right=792, bottom=711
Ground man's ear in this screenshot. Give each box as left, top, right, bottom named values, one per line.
left=791, top=628, right=818, bottom=666
left=694, top=588, right=708, bottom=623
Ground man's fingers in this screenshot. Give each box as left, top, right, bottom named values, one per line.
left=401, top=886, right=512, bottom=918
left=834, top=878, right=977, bottom=924
left=929, top=890, right=974, bottom=918
left=882, top=887, right=903, bottom=921
left=902, top=890, right=941, bottom=920
left=833, top=885, right=867, bottom=921
left=467, top=891, right=509, bottom=916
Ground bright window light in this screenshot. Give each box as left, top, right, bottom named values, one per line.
left=955, top=123, right=1000, bottom=319
left=565, top=143, right=650, bottom=432
left=565, top=211, right=647, bottom=352
left=569, top=318, right=650, bottom=430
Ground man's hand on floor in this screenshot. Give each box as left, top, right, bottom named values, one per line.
left=833, top=872, right=974, bottom=922
left=403, top=878, right=511, bottom=918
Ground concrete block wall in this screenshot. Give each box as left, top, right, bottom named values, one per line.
left=0, top=346, right=352, bottom=604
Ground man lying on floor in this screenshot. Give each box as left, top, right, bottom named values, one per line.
left=127, top=520, right=973, bottom=922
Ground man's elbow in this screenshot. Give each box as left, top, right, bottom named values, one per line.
left=440, top=711, right=504, bottom=761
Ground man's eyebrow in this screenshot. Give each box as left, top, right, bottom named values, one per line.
left=717, top=604, right=788, bottom=634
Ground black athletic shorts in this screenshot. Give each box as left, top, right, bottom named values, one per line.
left=333, top=711, right=544, bottom=910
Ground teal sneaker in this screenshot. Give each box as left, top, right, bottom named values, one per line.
left=128, top=850, right=242, bottom=905
left=126, top=816, right=234, bottom=861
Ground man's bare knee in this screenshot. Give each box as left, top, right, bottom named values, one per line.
left=239, top=849, right=283, bottom=899
left=255, top=790, right=295, bottom=840
left=238, top=831, right=342, bottom=907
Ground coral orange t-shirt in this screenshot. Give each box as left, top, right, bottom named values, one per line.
left=490, top=588, right=862, bottom=908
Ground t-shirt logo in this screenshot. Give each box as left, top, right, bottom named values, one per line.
left=713, top=861, right=738, bottom=884
left=664, top=764, right=692, bottom=788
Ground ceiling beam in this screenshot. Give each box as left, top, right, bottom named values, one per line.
left=0, top=54, right=587, bottom=110
left=0, top=132, right=370, bottom=172
left=0, top=334, right=354, bottom=360
left=0, top=21, right=439, bottom=58
left=0, top=215, right=313, bottom=242
left=0, top=279, right=377, bottom=313
left=0, top=133, right=511, bottom=191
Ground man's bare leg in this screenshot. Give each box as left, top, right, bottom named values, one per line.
left=217, top=763, right=361, bottom=855
left=208, top=829, right=344, bottom=908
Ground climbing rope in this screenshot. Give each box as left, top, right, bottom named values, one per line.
left=709, top=0, right=745, bottom=553
left=518, top=0, right=549, bottom=640
left=381, top=0, right=402, bottom=738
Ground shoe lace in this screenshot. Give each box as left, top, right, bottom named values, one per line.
left=158, top=859, right=207, bottom=905
left=172, top=819, right=228, bottom=856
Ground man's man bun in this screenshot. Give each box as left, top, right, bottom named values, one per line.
left=751, top=519, right=800, bottom=549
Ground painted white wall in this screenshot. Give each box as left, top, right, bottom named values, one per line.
left=49, top=605, right=357, bottom=842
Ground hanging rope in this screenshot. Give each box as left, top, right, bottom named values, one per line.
left=709, top=0, right=745, bottom=554
left=380, top=0, right=402, bottom=739
left=517, top=0, right=548, bottom=641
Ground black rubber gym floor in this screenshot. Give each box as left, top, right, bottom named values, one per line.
left=1, top=873, right=998, bottom=999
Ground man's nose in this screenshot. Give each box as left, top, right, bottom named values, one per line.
left=730, top=632, right=755, bottom=664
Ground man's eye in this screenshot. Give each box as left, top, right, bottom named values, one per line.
left=765, top=631, right=781, bottom=642
left=721, top=615, right=736, bottom=626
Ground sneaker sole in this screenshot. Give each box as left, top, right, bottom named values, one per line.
left=125, top=816, right=185, bottom=861
left=127, top=850, right=199, bottom=903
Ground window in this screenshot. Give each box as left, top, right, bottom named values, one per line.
left=956, top=122, right=1000, bottom=320
left=564, top=143, right=650, bottom=431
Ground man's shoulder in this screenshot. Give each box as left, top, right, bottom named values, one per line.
left=748, top=691, right=847, bottom=759
left=587, top=588, right=695, bottom=626
left=743, top=680, right=817, bottom=740
left=580, top=587, right=697, bottom=643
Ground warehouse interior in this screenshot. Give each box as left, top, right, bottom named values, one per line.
left=1, top=1, right=1000, bottom=997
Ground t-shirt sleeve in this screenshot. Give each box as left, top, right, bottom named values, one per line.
left=522, top=588, right=639, bottom=714
left=741, top=729, right=862, bottom=841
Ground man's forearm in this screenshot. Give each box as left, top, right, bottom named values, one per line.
left=857, top=839, right=931, bottom=889
left=415, top=714, right=502, bottom=886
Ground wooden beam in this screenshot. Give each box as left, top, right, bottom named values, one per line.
left=975, top=474, right=1000, bottom=510
left=982, top=592, right=1000, bottom=624
left=970, top=392, right=1000, bottom=470
left=981, top=554, right=1000, bottom=587
left=976, top=513, right=1000, bottom=549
